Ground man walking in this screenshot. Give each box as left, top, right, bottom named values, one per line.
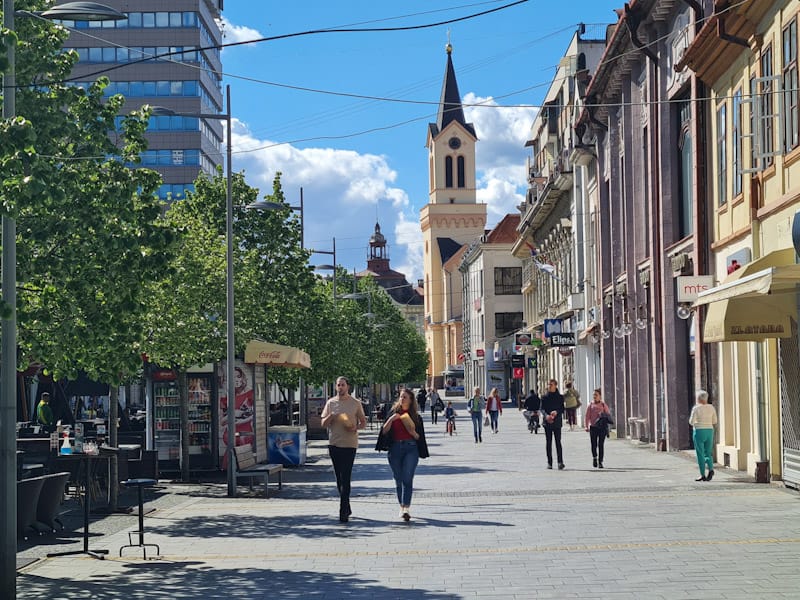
left=541, top=379, right=565, bottom=469
left=563, top=382, right=581, bottom=431
left=428, top=387, right=441, bottom=424
left=416, top=387, right=427, bottom=413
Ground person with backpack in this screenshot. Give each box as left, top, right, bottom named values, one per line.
left=428, top=387, right=442, bottom=424
left=466, top=387, right=485, bottom=443
left=563, top=382, right=581, bottom=431
left=416, top=387, right=427, bottom=413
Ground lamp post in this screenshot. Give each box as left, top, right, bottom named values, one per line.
left=247, top=186, right=305, bottom=249
left=312, top=237, right=337, bottom=301
left=1, top=2, right=126, bottom=593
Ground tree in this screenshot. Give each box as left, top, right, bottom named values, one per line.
left=1, top=5, right=176, bottom=382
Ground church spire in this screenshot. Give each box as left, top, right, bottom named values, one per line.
left=436, top=43, right=470, bottom=134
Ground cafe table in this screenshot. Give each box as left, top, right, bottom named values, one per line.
left=47, top=452, right=113, bottom=560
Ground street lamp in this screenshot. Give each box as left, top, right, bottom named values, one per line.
left=312, top=237, right=337, bottom=301
left=151, top=86, right=240, bottom=497
left=1, top=1, right=126, bottom=592
left=247, top=186, right=305, bottom=249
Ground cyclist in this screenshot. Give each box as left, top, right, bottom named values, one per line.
left=444, top=401, right=457, bottom=435
left=523, top=389, right=541, bottom=434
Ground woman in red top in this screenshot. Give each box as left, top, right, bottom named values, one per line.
left=382, top=388, right=429, bottom=521
left=584, top=389, right=611, bottom=468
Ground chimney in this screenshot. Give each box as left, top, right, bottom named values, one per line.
left=417, top=279, right=424, bottom=288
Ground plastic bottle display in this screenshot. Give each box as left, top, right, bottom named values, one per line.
left=60, top=431, right=73, bottom=455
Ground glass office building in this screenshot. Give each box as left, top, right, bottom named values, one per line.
left=62, top=0, right=225, bottom=201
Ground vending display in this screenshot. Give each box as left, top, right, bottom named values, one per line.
left=154, top=379, right=180, bottom=471
left=187, top=374, right=215, bottom=469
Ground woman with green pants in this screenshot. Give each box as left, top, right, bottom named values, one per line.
left=689, top=390, right=718, bottom=481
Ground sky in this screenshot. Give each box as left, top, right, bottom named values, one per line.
left=219, top=0, right=623, bottom=283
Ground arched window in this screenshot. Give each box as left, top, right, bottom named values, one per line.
left=445, top=156, right=453, bottom=188
left=457, top=156, right=465, bottom=188
left=678, top=128, right=693, bottom=237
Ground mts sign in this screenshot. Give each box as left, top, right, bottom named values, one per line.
left=676, top=275, right=714, bottom=303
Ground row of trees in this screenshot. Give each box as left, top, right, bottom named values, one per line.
left=2, top=8, right=427, bottom=397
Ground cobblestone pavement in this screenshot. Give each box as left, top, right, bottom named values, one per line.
left=16, top=405, right=800, bottom=599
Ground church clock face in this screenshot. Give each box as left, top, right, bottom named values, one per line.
left=448, top=136, right=461, bottom=150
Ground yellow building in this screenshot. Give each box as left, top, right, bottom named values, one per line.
left=420, top=44, right=486, bottom=388
left=681, top=0, right=800, bottom=486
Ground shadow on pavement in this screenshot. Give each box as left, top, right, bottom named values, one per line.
left=19, top=565, right=460, bottom=599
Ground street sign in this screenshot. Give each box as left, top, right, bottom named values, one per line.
left=549, top=332, right=576, bottom=347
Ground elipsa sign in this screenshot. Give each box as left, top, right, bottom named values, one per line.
left=549, top=332, right=575, bottom=347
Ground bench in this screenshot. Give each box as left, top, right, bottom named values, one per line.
left=233, top=444, right=283, bottom=498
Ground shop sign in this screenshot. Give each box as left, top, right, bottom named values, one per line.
left=515, top=332, right=532, bottom=346
left=676, top=275, right=714, bottom=303
left=513, top=368, right=524, bottom=379
left=510, top=355, right=525, bottom=368
left=528, top=356, right=537, bottom=369
left=475, top=348, right=485, bottom=357
left=549, top=332, right=575, bottom=347
left=544, top=319, right=562, bottom=337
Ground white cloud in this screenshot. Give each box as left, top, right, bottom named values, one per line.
left=464, top=92, right=537, bottom=226
left=216, top=17, right=264, bottom=47
left=392, top=212, right=424, bottom=284
left=230, top=120, right=410, bottom=271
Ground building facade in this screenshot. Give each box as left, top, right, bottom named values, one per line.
left=512, top=28, right=606, bottom=399
left=681, top=0, right=800, bottom=486
left=62, top=0, right=225, bottom=201
left=461, top=215, right=523, bottom=401
left=420, top=44, right=487, bottom=389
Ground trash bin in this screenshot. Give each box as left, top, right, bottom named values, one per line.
left=267, top=425, right=307, bottom=466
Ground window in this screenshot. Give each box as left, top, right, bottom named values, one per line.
left=732, top=88, right=742, bottom=196
left=677, top=101, right=694, bottom=234
left=495, top=312, right=523, bottom=337
left=716, top=102, right=727, bottom=205
left=445, top=156, right=453, bottom=188
left=457, top=155, right=465, bottom=188
left=783, top=20, right=799, bottom=152
left=761, top=45, right=775, bottom=166
left=494, top=267, right=521, bottom=295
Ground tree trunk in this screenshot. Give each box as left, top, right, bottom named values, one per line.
left=179, top=371, right=190, bottom=482
left=109, top=385, right=119, bottom=510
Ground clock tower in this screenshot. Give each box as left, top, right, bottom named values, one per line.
left=420, top=43, right=487, bottom=388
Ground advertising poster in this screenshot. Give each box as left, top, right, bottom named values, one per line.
left=486, top=370, right=507, bottom=399
left=217, top=360, right=254, bottom=468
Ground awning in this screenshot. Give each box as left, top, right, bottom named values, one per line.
left=578, top=321, right=599, bottom=340
left=244, top=341, right=311, bottom=369
left=695, top=249, right=800, bottom=342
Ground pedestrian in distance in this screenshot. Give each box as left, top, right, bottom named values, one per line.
left=417, top=387, right=427, bottom=413
left=523, top=389, right=541, bottom=433
left=689, top=389, right=718, bottom=482
left=444, top=401, right=457, bottom=435
left=379, top=388, right=429, bottom=521
left=466, top=387, right=485, bottom=443
left=428, top=387, right=441, bottom=424
left=320, top=376, right=367, bottom=523
left=485, top=387, right=503, bottom=433
left=584, top=389, right=612, bottom=468
left=563, top=381, right=581, bottom=431
left=541, top=379, right=565, bottom=469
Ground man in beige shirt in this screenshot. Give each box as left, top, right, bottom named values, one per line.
left=321, top=376, right=366, bottom=522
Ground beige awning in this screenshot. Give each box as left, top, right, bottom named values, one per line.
left=244, top=341, right=311, bottom=369
left=695, top=249, right=800, bottom=343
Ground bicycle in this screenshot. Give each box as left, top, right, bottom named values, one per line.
left=446, top=415, right=457, bottom=436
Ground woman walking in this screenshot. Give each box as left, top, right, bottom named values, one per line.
left=381, top=388, right=429, bottom=521
left=466, top=387, right=485, bottom=443
left=321, top=376, right=367, bottom=523
left=584, top=389, right=611, bottom=468
left=689, top=390, right=718, bottom=481
left=485, top=387, right=503, bottom=433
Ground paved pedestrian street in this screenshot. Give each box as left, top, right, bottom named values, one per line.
left=17, top=407, right=800, bottom=599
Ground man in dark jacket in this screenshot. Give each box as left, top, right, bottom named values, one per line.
left=540, top=380, right=565, bottom=469
left=416, top=388, right=427, bottom=413
left=523, top=390, right=541, bottom=433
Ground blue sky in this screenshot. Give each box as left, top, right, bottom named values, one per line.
left=219, top=0, right=622, bottom=281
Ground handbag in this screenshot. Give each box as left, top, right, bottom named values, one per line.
left=374, top=424, right=392, bottom=451
left=483, top=415, right=490, bottom=426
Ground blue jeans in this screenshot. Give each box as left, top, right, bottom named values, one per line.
left=488, top=410, right=499, bottom=431
left=388, top=440, right=419, bottom=506
left=471, top=412, right=483, bottom=440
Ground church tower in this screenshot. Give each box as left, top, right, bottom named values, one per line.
left=420, top=43, right=487, bottom=389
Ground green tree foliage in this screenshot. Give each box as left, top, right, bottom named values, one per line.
left=2, top=3, right=175, bottom=383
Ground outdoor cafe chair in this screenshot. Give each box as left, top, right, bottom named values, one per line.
left=17, top=476, right=45, bottom=540
left=34, top=472, right=71, bottom=533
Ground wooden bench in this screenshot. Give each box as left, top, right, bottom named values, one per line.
left=233, top=444, right=283, bottom=498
